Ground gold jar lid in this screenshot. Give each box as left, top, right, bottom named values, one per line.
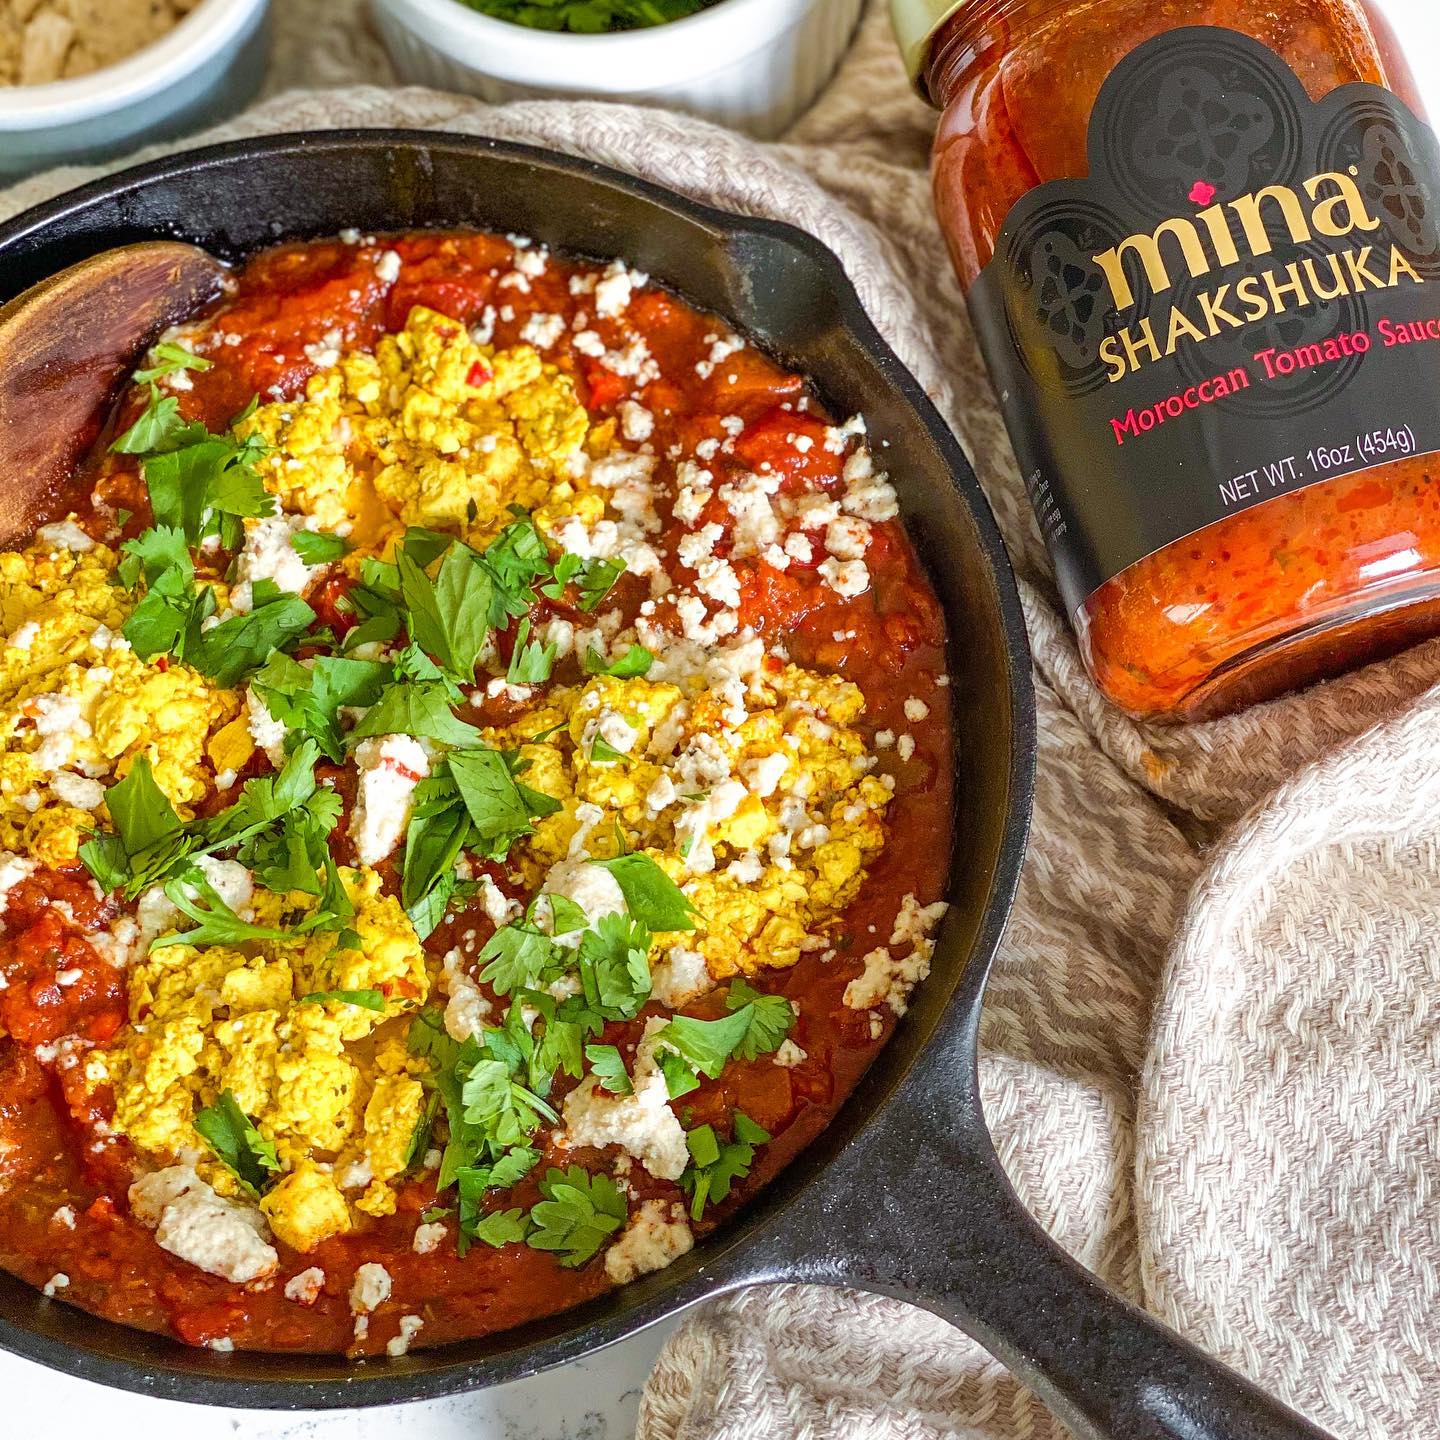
left=890, top=0, right=968, bottom=96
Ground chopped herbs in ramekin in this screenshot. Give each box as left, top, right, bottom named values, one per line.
left=456, top=0, right=718, bottom=31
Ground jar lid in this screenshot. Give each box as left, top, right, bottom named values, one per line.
left=890, top=0, right=967, bottom=97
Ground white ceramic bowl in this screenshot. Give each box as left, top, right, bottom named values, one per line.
left=371, top=0, right=864, bottom=140
left=0, top=0, right=271, bottom=181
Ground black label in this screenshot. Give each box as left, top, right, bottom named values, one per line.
left=969, top=26, right=1440, bottom=616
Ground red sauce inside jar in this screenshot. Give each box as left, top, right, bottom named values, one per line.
left=917, top=0, right=1440, bottom=719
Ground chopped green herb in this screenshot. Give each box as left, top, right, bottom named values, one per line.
left=397, top=531, right=496, bottom=683
left=583, top=643, right=653, bottom=678
left=194, top=1090, right=281, bottom=1198
left=679, top=1112, right=769, bottom=1221
left=298, top=988, right=386, bottom=1010
left=290, top=529, right=349, bottom=565
left=585, top=1043, right=633, bottom=1095
left=151, top=866, right=293, bottom=950
left=133, top=342, right=213, bottom=384
left=350, top=681, right=484, bottom=749
left=456, top=0, right=712, bottom=36
left=575, top=912, right=652, bottom=1020
left=186, top=581, right=317, bottom=687
left=652, top=981, right=793, bottom=1095
left=506, top=616, right=557, bottom=685
left=524, top=1165, right=626, bottom=1267
left=587, top=735, right=629, bottom=765
left=597, top=852, right=696, bottom=931
left=471, top=1206, right=531, bottom=1249
left=112, top=385, right=201, bottom=455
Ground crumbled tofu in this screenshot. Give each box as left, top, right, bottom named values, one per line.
left=129, top=1166, right=278, bottom=1284
left=350, top=1262, right=393, bottom=1313
left=284, top=1267, right=326, bottom=1305
left=387, top=1313, right=425, bottom=1357
left=649, top=946, right=713, bottom=1010
left=351, top=734, right=431, bottom=866
left=412, top=1221, right=447, bottom=1255
left=604, top=1199, right=693, bottom=1283
left=562, top=1019, right=688, bottom=1179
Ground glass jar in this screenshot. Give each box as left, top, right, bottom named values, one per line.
left=898, top=0, right=1440, bottom=720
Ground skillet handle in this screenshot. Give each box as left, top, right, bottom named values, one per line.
left=756, top=1027, right=1336, bottom=1440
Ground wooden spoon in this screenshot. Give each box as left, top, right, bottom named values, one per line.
left=0, top=242, right=231, bottom=547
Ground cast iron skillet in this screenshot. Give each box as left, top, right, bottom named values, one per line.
left=0, top=132, right=1328, bottom=1440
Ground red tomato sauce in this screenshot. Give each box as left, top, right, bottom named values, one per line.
left=0, top=232, right=953, bottom=1356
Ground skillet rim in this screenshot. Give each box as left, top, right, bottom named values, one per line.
left=0, top=129, right=1037, bottom=1408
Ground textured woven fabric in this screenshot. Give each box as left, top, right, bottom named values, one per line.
left=5, top=4, right=1439, bottom=1436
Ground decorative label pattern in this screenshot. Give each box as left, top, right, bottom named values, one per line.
left=968, top=26, right=1440, bottom=616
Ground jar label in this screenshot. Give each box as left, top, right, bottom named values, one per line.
left=968, top=25, right=1440, bottom=616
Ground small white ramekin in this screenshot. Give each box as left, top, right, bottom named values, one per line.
left=370, top=0, right=864, bottom=140
left=0, top=0, right=271, bottom=181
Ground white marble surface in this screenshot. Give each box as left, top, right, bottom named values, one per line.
left=8, top=2, right=1440, bottom=1437
left=6, top=1317, right=682, bottom=1439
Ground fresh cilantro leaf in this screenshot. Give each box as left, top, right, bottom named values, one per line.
left=585, top=1043, right=633, bottom=1095
left=251, top=652, right=390, bottom=761
left=76, top=832, right=130, bottom=893
left=78, top=755, right=191, bottom=898
left=112, top=385, right=201, bottom=454
left=117, top=524, right=191, bottom=590
left=151, top=866, right=292, bottom=950
left=583, top=644, right=653, bottom=678
left=456, top=1142, right=541, bottom=1245
left=658, top=1047, right=700, bottom=1100
left=653, top=984, right=793, bottom=1089
left=725, top=978, right=796, bottom=1061
left=193, top=1090, right=280, bottom=1198
left=598, top=853, right=696, bottom=931
left=524, top=1165, right=626, bottom=1267
left=482, top=512, right=551, bottom=592
left=470, top=1206, right=530, bottom=1250
left=449, top=746, right=559, bottom=856
left=349, top=681, right=484, bottom=749
left=392, top=641, right=465, bottom=702
left=133, top=342, right=213, bottom=384
left=536, top=550, right=626, bottom=612
left=536, top=891, right=587, bottom=937
left=143, top=431, right=273, bottom=548
left=575, top=912, right=652, bottom=1020
left=506, top=617, right=557, bottom=685
left=290, top=529, right=348, bottom=565
left=540, top=552, right=582, bottom=601
left=461, top=1055, right=557, bottom=1150
left=575, top=556, right=626, bottom=611
left=653, top=1008, right=753, bottom=1081
left=397, top=532, right=495, bottom=683
left=587, top=735, right=629, bottom=765
left=299, top=988, right=386, bottom=1010
left=102, top=754, right=184, bottom=859
left=400, top=769, right=472, bottom=938
left=408, top=1011, right=491, bottom=1191
left=679, top=1112, right=769, bottom=1221
left=186, top=581, right=316, bottom=687
left=120, top=559, right=215, bottom=662
left=477, top=920, right=561, bottom=996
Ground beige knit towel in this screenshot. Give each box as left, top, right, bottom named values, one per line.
left=6, top=5, right=1440, bottom=1437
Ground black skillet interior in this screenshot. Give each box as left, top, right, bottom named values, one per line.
left=0, top=134, right=1328, bottom=1440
